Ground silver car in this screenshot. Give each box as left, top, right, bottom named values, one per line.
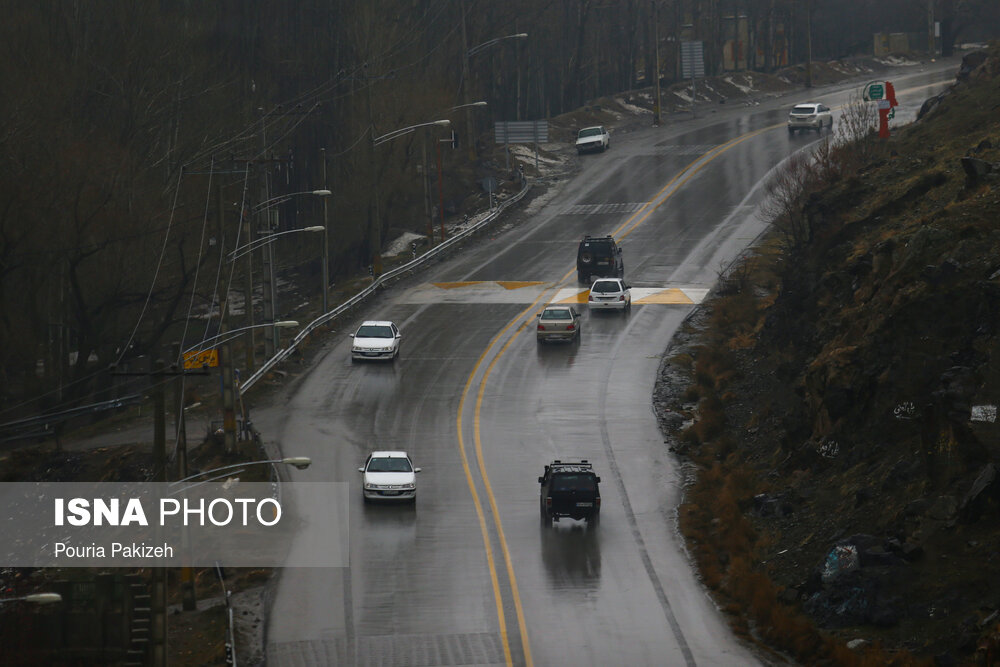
left=588, top=278, right=631, bottom=313
left=787, top=102, right=833, bottom=133
left=536, top=306, right=581, bottom=343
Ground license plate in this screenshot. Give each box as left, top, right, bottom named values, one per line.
left=381, top=490, right=400, bottom=495
left=576, top=502, right=593, bottom=507
left=364, top=352, right=380, bottom=356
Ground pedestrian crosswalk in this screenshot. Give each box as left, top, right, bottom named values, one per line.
left=398, top=281, right=709, bottom=305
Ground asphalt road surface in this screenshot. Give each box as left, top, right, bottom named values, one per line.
left=264, top=61, right=958, bottom=667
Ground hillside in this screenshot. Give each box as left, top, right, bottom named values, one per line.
left=655, top=46, right=1000, bottom=664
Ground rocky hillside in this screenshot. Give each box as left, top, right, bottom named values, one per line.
left=656, top=46, right=1000, bottom=665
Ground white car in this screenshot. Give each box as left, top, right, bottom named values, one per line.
left=575, top=126, right=610, bottom=154
left=588, top=277, right=631, bottom=313
left=787, top=102, right=834, bottom=133
left=358, top=450, right=421, bottom=503
left=350, top=320, right=401, bottom=362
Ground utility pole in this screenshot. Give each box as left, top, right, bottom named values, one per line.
left=151, top=359, right=167, bottom=667
left=653, top=1, right=662, bottom=126
left=804, top=0, right=813, bottom=88
left=927, top=0, right=935, bottom=57
left=460, top=5, right=476, bottom=161
left=321, top=148, right=330, bottom=313
left=421, top=136, right=434, bottom=244
left=242, top=195, right=255, bottom=372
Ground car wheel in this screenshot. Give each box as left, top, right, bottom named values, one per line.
left=351, top=356, right=359, bottom=364
left=578, top=271, right=588, bottom=284
left=589, top=511, right=600, bottom=527
left=574, top=327, right=582, bottom=343
left=788, top=127, right=795, bottom=135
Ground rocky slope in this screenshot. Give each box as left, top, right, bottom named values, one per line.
left=655, top=47, right=1000, bottom=665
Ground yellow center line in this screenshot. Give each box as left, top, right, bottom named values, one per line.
left=459, top=119, right=787, bottom=665
left=457, top=283, right=561, bottom=667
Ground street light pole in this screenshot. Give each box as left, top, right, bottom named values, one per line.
left=463, top=32, right=528, bottom=160
left=321, top=149, right=330, bottom=313
left=371, top=120, right=451, bottom=275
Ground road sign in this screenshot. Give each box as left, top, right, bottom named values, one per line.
left=864, top=83, right=884, bottom=101
left=183, top=349, right=218, bottom=369
left=680, top=41, right=705, bottom=79
left=493, top=120, right=548, bottom=144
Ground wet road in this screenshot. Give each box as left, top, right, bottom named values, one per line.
left=265, top=63, right=958, bottom=666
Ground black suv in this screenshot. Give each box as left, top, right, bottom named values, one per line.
left=577, top=235, right=624, bottom=283
left=538, top=460, right=601, bottom=525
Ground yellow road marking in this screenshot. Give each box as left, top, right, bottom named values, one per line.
left=458, top=287, right=556, bottom=667
left=459, top=117, right=789, bottom=666
left=497, top=281, right=545, bottom=290
left=635, top=288, right=694, bottom=304
left=557, top=290, right=590, bottom=304
left=433, top=281, right=483, bottom=289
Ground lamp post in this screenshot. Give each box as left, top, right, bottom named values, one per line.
left=371, top=120, right=451, bottom=276
left=462, top=32, right=527, bottom=159
left=185, top=320, right=298, bottom=458
left=248, top=189, right=329, bottom=359
left=169, top=456, right=308, bottom=618
left=0, top=593, right=62, bottom=604
left=169, top=456, right=312, bottom=488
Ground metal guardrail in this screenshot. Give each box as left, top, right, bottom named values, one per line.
left=239, top=181, right=532, bottom=396
left=0, top=394, right=143, bottom=440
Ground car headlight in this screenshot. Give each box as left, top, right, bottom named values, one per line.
left=364, top=482, right=378, bottom=490
left=401, top=483, right=415, bottom=490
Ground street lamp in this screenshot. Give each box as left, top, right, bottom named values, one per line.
left=370, top=120, right=451, bottom=276
left=0, top=593, right=62, bottom=604
left=252, top=189, right=331, bottom=213
left=462, top=33, right=528, bottom=159
left=226, top=227, right=324, bottom=262
left=169, top=456, right=312, bottom=489
left=183, top=321, right=299, bottom=356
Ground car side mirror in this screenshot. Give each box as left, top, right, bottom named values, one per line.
left=396, top=333, right=402, bottom=339
left=596, top=477, right=602, bottom=483
left=357, top=467, right=365, bottom=473
left=537, top=476, right=544, bottom=483
left=414, top=467, right=422, bottom=473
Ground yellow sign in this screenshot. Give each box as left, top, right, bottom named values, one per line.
left=183, top=349, right=219, bottom=369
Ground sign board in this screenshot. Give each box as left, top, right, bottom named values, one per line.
left=494, top=120, right=548, bottom=144
left=680, top=41, right=705, bottom=79
left=864, top=83, right=884, bottom=101
left=183, top=349, right=219, bottom=369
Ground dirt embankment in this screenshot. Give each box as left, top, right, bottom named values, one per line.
left=655, top=47, right=1000, bottom=665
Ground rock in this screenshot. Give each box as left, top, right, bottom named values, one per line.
left=959, top=462, right=999, bottom=523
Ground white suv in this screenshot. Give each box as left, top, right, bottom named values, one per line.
left=787, top=103, right=833, bottom=133
left=575, top=126, right=610, bottom=154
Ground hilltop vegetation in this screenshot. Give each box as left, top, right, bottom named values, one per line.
left=657, top=46, right=1000, bottom=664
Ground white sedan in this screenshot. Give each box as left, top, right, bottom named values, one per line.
left=350, top=320, right=401, bottom=362
left=358, top=450, right=421, bottom=503
left=588, top=278, right=631, bottom=313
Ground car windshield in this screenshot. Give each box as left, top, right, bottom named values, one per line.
left=356, top=325, right=394, bottom=338
left=578, top=128, right=602, bottom=138
left=581, top=242, right=613, bottom=255
left=591, top=281, right=621, bottom=293
left=367, top=457, right=412, bottom=473
left=541, top=308, right=572, bottom=320
left=552, top=474, right=596, bottom=492
left=791, top=106, right=816, bottom=114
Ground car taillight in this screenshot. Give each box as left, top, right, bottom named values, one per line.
left=545, top=498, right=551, bottom=508
left=588, top=293, right=594, bottom=301
left=596, top=497, right=601, bottom=507
left=619, top=295, right=625, bottom=301
left=567, top=324, right=575, bottom=330
left=537, top=324, right=545, bottom=331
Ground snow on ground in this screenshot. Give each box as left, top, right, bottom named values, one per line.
left=614, top=94, right=654, bottom=115
left=722, top=74, right=754, bottom=95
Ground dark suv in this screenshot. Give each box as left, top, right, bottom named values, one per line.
left=538, top=460, right=601, bottom=525
left=577, top=235, right=624, bottom=283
